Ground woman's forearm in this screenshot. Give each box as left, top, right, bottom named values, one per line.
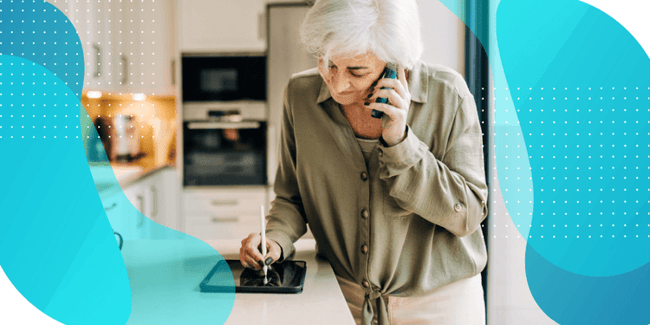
left=379, top=97, right=488, bottom=237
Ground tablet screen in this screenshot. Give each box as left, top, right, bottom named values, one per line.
left=201, top=259, right=307, bottom=293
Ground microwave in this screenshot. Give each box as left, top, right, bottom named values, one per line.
left=182, top=54, right=266, bottom=102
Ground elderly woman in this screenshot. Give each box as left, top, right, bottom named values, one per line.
left=240, top=0, right=488, bottom=324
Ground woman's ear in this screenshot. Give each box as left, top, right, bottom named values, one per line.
left=317, top=55, right=328, bottom=79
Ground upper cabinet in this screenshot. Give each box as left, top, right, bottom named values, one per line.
left=137, top=0, right=178, bottom=96
left=51, top=0, right=177, bottom=96
left=112, top=0, right=178, bottom=96
left=51, top=0, right=113, bottom=92
left=178, top=0, right=266, bottom=53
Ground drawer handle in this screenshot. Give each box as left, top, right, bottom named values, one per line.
left=136, top=195, right=145, bottom=227
left=211, top=199, right=239, bottom=206
left=104, top=203, right=117, bottom=211
left=211, top=216, right=239, bottom=223
left=93, top=43, right=102, bottom=78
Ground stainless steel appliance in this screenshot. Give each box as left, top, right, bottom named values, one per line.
left=182, top=102, right=267, bottom=186
left=182, top=54, right=266, bottom=102
left=181, top=53, right=268, bottom=187
left=112, top=114, right=141, bottom=162
left=91, top=115, right=141, bottom=162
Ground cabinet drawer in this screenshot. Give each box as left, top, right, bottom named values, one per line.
left=184, top=214, right=260, bottom=240
left=183, top=190, right=266, bottom=214
left=102, top=193, right=125, bottom=229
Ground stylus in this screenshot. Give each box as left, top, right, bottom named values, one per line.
left=260, top=205, right=268, bottom=284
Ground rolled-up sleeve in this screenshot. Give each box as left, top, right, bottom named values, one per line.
left=265, top=81, right=308, bottom=262
left=378, top=95, right=488, bottom=237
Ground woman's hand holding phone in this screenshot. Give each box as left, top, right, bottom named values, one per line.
left=370, top=64, right=397, bottom=119
left=365, top=65, right=411, bottom=147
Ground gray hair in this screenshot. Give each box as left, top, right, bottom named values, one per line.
left=299, top=0, right=423, bottom=69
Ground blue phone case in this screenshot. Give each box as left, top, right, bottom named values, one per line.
left=371, top=63, right=398, bottom=119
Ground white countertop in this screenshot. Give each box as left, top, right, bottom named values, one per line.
left=121, top=238, right=354, bottom=325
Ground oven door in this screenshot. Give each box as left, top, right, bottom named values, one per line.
left=183, top=120, right=267, bottom=186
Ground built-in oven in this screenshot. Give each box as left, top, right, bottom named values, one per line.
left=183, top=102, right=267, bottom=186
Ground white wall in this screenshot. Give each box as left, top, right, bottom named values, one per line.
left=417, top=0, right=466, bottom=77
left=486, top=167, right=560, bottom=325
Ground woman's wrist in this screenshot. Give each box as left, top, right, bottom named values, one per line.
left=382, top=126, right=408, bottom=147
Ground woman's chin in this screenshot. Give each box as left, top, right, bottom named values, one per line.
left=332, top=94, right=357, bottom=106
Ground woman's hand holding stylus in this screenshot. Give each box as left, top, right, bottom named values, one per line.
left=364, top=66, right=411, bottom=146
left=240, top=233, right=282, bottom=270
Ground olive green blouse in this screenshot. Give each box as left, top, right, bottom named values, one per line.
left=265, top=60, right=488, bottom=325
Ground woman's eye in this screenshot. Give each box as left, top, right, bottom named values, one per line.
left=350, top=72, right=364, bottom=78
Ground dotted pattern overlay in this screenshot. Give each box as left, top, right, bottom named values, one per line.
left=0, top=0, right=84, bottom=98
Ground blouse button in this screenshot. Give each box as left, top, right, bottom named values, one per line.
left=361, top=209, right=370, bottom=219
left=454, top=203, right=463, bottom=212
left=360, top=172, right=368, bottom=181
left=361, top=244, right=368, bottom=254
left=362, top=280, right=370, bottom=288
left=377, top=148, right=384, bottom=157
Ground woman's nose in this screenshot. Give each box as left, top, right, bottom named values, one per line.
left=331, top=72, right=352, bottom=93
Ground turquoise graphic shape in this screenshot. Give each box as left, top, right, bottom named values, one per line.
left=0, top=54, right=132, bottom=324
left=0, top=54, right=236, bottom=324
left=0, top=0, right=84, bottom=99
left=495, top=0, right=650, bottom=323
left=438, top=0, right=650, bottom=322
left=496, top=0, right=650, bottom=277
left=1, top=1, right=236, bottom=324
left=526, top=242, right=650, bottom=325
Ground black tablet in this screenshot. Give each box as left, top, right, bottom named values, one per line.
left=200, top=259, right=307, bottom=294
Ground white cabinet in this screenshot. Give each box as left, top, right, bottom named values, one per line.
left=137, top=0, right=178, bottom=96
left=103, top=186, right=148, bottom=241
left=178, top=0, right=266, bottom=53
left=138, top=168, right=180, bottom=233
left=183, top=187, right=267, bottom=240
left=102, top=190, right=129, bottom=236
left=113, top=0, right=177, bottom=96
left=103, top=168, right=179, bottom=240
left=111, top=0, right=141, bottom=93
left=122, top=183, right=151, bottom=240
left=52, top=0, right=177, bottom=96
left=52, top=0, right=113, bottom=92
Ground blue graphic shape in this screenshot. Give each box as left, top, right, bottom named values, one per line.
left=0, top=55, right=132, bottom=324
left=496, top=0, right=650, bottom=276
left=433, top=0, right=650, bottom=322
left=0, top=0, right=84, bottom=99
left=0, top=54, right=236, bottom=324
left=526, top=244, right=650, bottom=325
left=82, top=115, right=236, bottom=325
left=1, top=1, right=237, bottom=323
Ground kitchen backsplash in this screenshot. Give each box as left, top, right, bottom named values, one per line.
left=81, top=93, right=177, bottom=166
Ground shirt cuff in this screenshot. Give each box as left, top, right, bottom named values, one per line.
left=265, top=229, right=294, bottom=263
left=378, top=125, right=429, bottom=178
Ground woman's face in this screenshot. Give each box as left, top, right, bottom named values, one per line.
left=318, top=52, right=386, bottom=106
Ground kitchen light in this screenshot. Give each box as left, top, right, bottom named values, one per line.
left=87, top=91, right=102, bottom=99
left=133, top=93, right=147, bottom=101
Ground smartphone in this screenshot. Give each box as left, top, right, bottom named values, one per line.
left=371, top=63, right=398, bottom=119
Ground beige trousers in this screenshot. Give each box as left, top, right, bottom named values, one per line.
left=336, top=274, right=486, bottom=325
